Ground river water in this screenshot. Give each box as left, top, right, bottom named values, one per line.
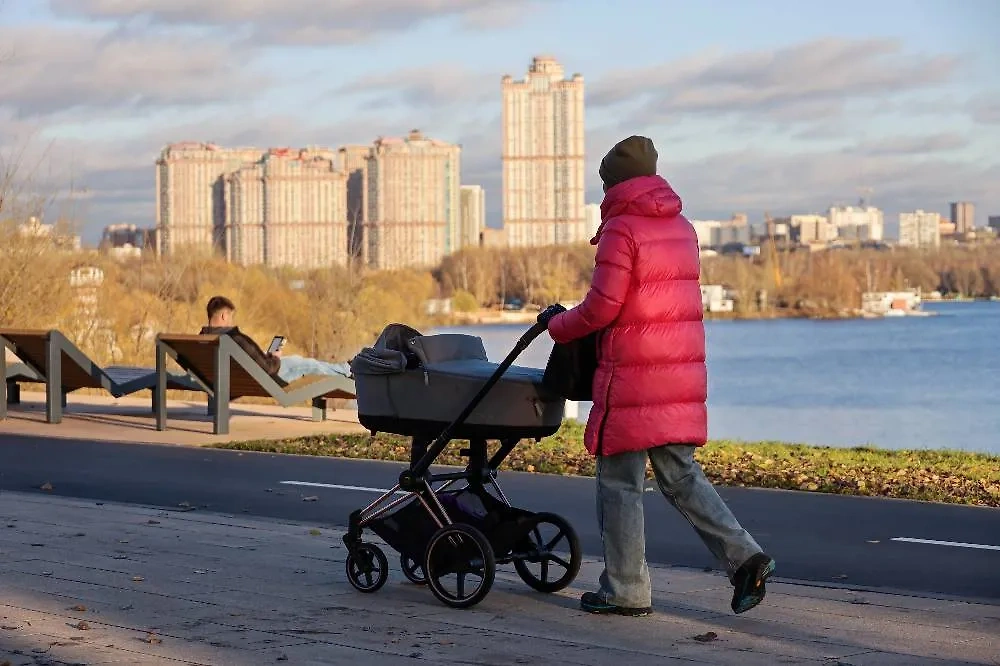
left=437, top=301, right=1000, bottom=454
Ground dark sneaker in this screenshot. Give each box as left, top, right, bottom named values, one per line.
left=731, top=553, right=775, bottom=614
left=580, top=592, right=652, bottom=617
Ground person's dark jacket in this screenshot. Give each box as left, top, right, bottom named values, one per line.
left=199, top=326, right=281, bottom=376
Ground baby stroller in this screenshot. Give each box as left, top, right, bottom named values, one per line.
left=342, top=320, right=583, bottom=609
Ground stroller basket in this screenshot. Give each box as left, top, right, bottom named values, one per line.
left=368, top=486, right=536, bottom=565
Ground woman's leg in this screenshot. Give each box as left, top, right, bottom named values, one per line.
left=585, top=450, right=653, bottom=614
left=647, top=444, right=774, bottom=613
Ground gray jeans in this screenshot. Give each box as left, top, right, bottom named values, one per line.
left=276, top=355, right=351, bottom=384
left=595, top=445, right=762, bottom=607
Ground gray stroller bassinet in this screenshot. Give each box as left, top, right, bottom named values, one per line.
left=350, top=324, right=565, bottom=440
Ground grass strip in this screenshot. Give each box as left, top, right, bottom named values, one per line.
left=213, top=421, right=1000, bottom=507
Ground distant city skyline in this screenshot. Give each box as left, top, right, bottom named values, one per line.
left=1, top=1, right=998, bottom=244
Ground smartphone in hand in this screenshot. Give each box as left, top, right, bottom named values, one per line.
left=267, top=336, right=285, bottom=354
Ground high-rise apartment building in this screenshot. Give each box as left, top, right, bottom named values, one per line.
left=828, top=206, right=884, bottom=241
left=223, top=148, right=348, bottom=269
left=988, top=215, right=1000, bottom=232
left=366, top=130, right=461, bottom=270
left=792, top=214, right=835, bottom=244
left=16, top=216, right=81, bottom=251
left=101, top=223, right=151, bottom=250
left=459, top=185, right=486, bottom=249
left=501, top=56, right=586, bottom=248
left=155, top=142, right=263, bottom=256
left=950, top=201, right=975, bottom=234
left=898, top=210, right=941, bottom=249
left=481, top=228, right=507, bottom=247
left=100, top=223, right=155, bottom=260
left=339, top=145, right=371, bottom=261
left=690, top=216, right=753, bottom=248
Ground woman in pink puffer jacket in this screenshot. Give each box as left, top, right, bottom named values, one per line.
left=540, top=136, right=774, bottom=617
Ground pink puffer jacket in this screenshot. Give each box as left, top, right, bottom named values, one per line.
left=548, top=174, right=707, bottom=456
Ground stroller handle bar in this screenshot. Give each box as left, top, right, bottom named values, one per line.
left=408, top=315, right=554, bottom=477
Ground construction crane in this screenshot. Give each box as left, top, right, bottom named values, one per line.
left=764, top=211, right=783, bottom=288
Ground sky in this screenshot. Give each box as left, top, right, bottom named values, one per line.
left=1, top=0, right=998, bottom=244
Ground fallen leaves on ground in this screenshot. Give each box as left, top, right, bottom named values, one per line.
left=693, top=631, right=718, bottom=642
left=213, top=422, right=1000, bottom=507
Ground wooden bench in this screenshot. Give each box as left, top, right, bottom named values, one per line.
left=155, top=333, right=356, bottom=435
left=0, top=329, right=206, bottom=423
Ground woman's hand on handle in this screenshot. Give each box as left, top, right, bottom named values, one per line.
left=536, top=304, right=567, bottom=327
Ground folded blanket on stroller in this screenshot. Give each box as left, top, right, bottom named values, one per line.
left=350, top=324, right=564, bottom=440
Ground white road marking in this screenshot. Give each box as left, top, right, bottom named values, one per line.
left=279, top=480, right=404, bottom=495
left=890, top=537, right=1000, bottom=551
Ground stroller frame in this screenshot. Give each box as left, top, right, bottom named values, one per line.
left=342, top=321, right=583, bottom=609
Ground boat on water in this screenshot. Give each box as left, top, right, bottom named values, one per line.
left=860, top=288, right=936, bottom=318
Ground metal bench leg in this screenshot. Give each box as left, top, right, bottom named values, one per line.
left=46, top=341, right=62, bottom=424
left=213, top=349, right=230, bottom=436
left=311, top=397, right=327, bottom=422
left=1, top=380, right=13, bottom=417
left=154, top=340, right=168, bottom=431
left=0, top=354, right=7, bottom=417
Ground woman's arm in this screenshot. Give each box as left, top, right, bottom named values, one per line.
left=548, top=226, right=634, bottom=344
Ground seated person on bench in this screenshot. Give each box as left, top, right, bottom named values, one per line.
left=200, top=295, right=351, bottom=383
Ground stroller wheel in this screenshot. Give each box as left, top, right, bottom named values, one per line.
left=424, top=523, right=496, bottom=609
left=513, top=512, right=582, bottom=593
left=345, top=543, right=389, bottom=594
left=400, top=554, right=427, bottom=585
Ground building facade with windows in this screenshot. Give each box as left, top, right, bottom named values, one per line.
left=365, top=130, right=461, bottom=270
left=459, top=185, right=486, bottom=249
left=898, top=210, right=941, bottom=249
left=501, top=56, right=586, bottom=248
left=155, top=142, right=264, bottom=256
left=223, top=148, right=348, bottom=268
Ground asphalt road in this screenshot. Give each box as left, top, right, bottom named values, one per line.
left=1, top=432, right=997, bottom=602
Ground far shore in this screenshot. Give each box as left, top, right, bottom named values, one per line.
left=442, top=296, right=993, bottom=326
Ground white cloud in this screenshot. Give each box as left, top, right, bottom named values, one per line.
left=849, top=133, right=970, bottom=157
left=0, top=24, right=262, bottom=119
left=591, top=38, right=959, bottom=127
left=49, top=0, right=555, bottom=46
left=967, top=94, right=1000, bottom=125
left=333, top=64, right=494, bottom=109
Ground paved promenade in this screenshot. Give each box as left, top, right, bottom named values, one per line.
left=0, top=491, right=996, bottom=665
left=2, top=390, right=365, bottom=445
